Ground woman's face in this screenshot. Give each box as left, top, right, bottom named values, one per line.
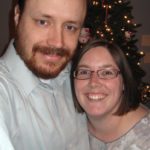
left=74, top=46, right=124, bottom=119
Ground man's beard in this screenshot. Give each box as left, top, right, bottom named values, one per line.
left=16, top=43, right=72, bottom=79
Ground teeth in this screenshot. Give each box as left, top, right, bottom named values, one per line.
left=88, top=94, right=105, bottom=101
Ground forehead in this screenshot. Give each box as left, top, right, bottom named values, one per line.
left=78, top=46, right=118, bottom=68
left=24, top=0, right=86, bottom=23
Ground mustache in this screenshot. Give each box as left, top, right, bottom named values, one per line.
left=32, top=45, right=69, bottom=56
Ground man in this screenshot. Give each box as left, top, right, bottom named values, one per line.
left=0, top=0, right=90, bottom=149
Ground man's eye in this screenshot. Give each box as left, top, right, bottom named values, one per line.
left=65, top=25, right=77, bottom=32
left=37, top=20, right=48, bottom=26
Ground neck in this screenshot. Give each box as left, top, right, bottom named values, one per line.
left=88, top=106, right=148, bottom=143
left=88, top=113, right=123, bottom=142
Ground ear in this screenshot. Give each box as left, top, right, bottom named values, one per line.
left=14, top=5, right=21, bottom=27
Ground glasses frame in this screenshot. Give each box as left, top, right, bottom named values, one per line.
left=73, top=68, right=120, bottom=80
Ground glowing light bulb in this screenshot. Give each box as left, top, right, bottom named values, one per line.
left=127, top=20, right=131, bottom=23
left=140, top=51, right=144, bottom=55
left=137, top=62, right=140, bottom=65
left=124, top=16, right=128, bottom=19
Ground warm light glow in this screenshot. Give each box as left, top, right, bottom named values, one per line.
left=140, top=51, right=144, bottom=55
left=100, top=34, right=104, bottom=37
left=103, top=5, right=106, bottom=8
left=137, top=62, right=140, bottom=65
left=96, top=30, right=100, bottom=34
left=127, top=20, right=131, bottom=23
left=93, top=1, right=99, bottom=5
left=106, top=28, right=111, bottom=32
left=105, top=24, right=108, bottom=28
left=108, top=5, right=112, bottom=9
left=124, top=16, right=128, bottom=19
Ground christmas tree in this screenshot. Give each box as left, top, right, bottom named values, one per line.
left=79, top=0, right=150, bottom=103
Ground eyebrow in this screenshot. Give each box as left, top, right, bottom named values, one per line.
left=99, top=64, right=115, bottom=68
left=35, top=14, right=52, bottom=19
left=77, top=64, right=115, bottom=68
left=77, top=64, right=89, bottom=68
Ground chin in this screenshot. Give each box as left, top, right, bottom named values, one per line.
left=33, top=66, right=63, bottom=79
left=42, top=62, right=69, bottom=79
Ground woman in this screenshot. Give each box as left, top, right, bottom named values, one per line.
left=71, top=39, right=150, bottom=149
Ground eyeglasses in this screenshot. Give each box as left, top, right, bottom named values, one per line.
left=73, top=68, right=120, bottom=80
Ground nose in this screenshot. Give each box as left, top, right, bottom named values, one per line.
left=47, top=26, right=64, bottom=48
left=88, top=72, right=102, bottom=88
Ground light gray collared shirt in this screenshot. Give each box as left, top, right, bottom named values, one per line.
left=0, top=40, right=90, bottom=150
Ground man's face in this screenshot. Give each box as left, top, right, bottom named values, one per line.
left=14, top=0, right=86, bottom=78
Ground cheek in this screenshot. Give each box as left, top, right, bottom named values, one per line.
left=65, top=32, right=80, bottom=50
left=74, top=80, right=85, bottom=100
left=74, top=81, right=86, bottom=108
left=17, top=30, right=33, bottom=52
left=17, top=24, right=43, bottom=54
left=74, top=80, right=80, bottom=97
left=110, top=79, right=124, bottom=98
left=17, top=22, right=33, bottom=43
left=18, top=18, right=45, bottom=43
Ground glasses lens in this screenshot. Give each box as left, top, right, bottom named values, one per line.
left=98, top=69, right=119, bottom=79
left=74, top=69, right=91, bottom=79
left=74, top=69, right=120, bottom=80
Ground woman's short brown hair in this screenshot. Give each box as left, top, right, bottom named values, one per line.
left=71, top=38, right=140, bottom=115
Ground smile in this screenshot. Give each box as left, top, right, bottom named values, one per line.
left=87, top=93, right=106, bottom=101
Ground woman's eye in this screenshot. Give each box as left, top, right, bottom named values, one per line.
left=103, top=70, right=113, bottom=75
left=106, top=71, right=112, bottom=74
left=78, top=70, right=90, bottom=75
left=80, top=71, right=87, bottom=75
